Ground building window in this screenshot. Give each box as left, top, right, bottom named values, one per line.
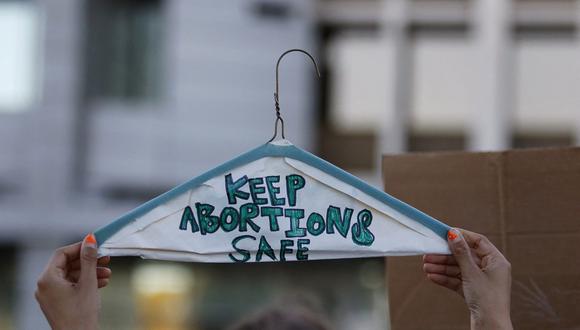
left=514, top=27, right=580, bottom=135
left=408, top=132, right=466, bottom=152
left=410, top=27, right=472, bottom=134
left=85, top=0, right=164, bottom=102
left=512, top=133, right=573, bottom=149
left=0, top=0, right=38, bottom=113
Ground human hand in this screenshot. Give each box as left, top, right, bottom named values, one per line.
left=423, top=228, right=512, bottom=330
left=35, top=234, right=112, bottom=330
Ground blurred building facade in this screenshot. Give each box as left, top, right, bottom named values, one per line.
left=319, top=0, right=580, bottom=174
left=1, top=0, right=579, bottom=329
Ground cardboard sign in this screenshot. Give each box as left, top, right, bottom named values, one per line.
left=384, top=147, right=580, bottom=330
left=95, top=140, right=450, bottom=263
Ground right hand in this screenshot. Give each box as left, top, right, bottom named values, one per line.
left=35, top=234, right=111, bottom=330
left=423, top=228, right=512, bottom=330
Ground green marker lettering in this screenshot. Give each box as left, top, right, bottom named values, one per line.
left=286, top=174, right=305, bottom=207
left=248, top=177, right=268, bottom=205
left=256, top=235, right=277, bottom=262
left=260, top=206, right=283, bottom=231
left=265, top=176, right=285, bottom=206
left=179, top=206, right=199, bottom=233
left=225, top=173, right=249, bottom=204
left=351, top=209, right=375, bottom=246
left=296, top=239, right=310, bottom=261
left=239, top=203, right=261, bottom=232
left=279, top=239, right=294, bottom=261
left=229, top=235, right=255, bottom=262
left=284, top=209, right=306, bottom=238
left=326, top=205, right=353, bottom=238
left=196, top=203, right=220, bottom=235
left=220, top=207, right=239, bottom=232
left=306, top=212, right=324, bottom=236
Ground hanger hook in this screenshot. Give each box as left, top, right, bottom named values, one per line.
left=269, top=49, right=321, bottom=143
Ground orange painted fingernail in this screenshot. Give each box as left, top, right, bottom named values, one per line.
left=84, top=233, right=97, bottom=245
left=447, top=230, right=458, bottom=241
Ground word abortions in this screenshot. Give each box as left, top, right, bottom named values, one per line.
left=178, top=173, right=375, bottom=262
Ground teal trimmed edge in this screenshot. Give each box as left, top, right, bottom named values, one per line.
left=94, top=143, right=451, bottom=245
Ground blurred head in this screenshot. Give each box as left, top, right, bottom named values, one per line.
left=229, top=306, right=332, bottom=330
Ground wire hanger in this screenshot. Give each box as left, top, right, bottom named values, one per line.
left=269, top=49, right=321, bottom=142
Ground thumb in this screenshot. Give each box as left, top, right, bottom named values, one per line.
left=79, top=233, right=98, bottom=289
left=447, top=228, right=479, bottom=278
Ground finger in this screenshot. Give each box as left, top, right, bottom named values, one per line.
left=426, top=273, right=462, bottom=292
left=98, top=278, right=110, bottom=289
left=424, top=252, right=482, bottom=269
left=67, top=267, right=112, bottom=283
left=447, top=228, right=479, bottom=278
left=472, top=253, right=483, bottom=268
left=423, top=254, right=458, bottom=266
left=423, top=263, right=461, bottom=277
left=459, top=229, right=501, bottom=259
left=98, top=256, right=111, bottom=266
left=37, top=243, right=83, bottom=294
left=97, top=267, right=112, bottom=278
left=49, top=242, right=82, bottom=273
left=79, top=234, right=98, bottom=290
left=68, top=256, right=111, bottom=271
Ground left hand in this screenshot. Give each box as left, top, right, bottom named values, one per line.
left=35, top=234, right=112, bottom=330
left=423, top=229, right=512, bottom=329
